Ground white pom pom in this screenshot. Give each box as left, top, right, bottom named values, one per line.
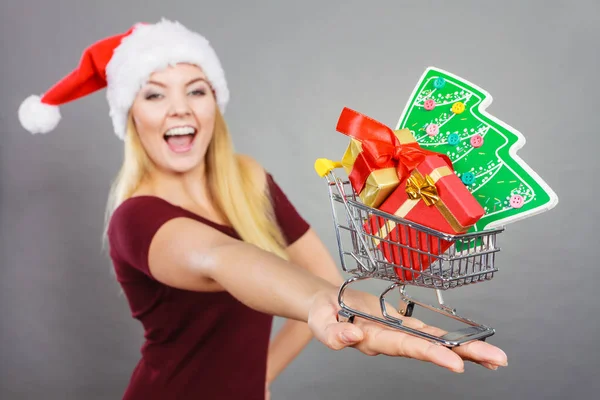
left=18, top=95, right=61, bottom=134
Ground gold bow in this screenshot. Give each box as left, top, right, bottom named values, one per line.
left=405, top=173, right=440, bottom=206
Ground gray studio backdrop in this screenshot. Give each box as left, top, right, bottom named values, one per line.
left=1, top=0, right=598, bottom=399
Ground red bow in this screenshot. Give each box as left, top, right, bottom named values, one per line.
left=336, top=107, right=452, bottom=194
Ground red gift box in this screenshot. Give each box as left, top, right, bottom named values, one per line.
left=336, top=107, right=451, bottom=208
left=366, top=155, right=485, bottom=281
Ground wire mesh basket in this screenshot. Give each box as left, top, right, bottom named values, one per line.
left=316, top=160, right=505, bottom=347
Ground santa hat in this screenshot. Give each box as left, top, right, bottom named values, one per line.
left=18, top=18, right=229, bottom=140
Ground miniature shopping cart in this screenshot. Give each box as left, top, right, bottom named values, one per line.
left=314, top=159, right=505, bottom=347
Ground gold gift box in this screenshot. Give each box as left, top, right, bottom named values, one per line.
left=341, top=128, right=416, bottom=208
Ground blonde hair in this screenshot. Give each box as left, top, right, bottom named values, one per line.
left=103, top=110, right=288, bottom=260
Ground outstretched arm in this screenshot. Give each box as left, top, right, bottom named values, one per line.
left=148, top=217, right=507, bottom=374
left=148, top=217, right=335, bottom=320
left=266, top=228, right=345, bottom=384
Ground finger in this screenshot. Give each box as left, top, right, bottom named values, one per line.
left=390, top=314, right=427, bottom=330
left=307, top=301, right=364, bottom=350
left=451, top=339, right=508, bottom=367
left=480, top=362, right=499, bottom=371
left=345, top=292, right=429, bottom=331
left=362, top=328, right=465, bottom=373
left=380, top=300, right=432, bottom=330
left=400, top=322, right=508, bottom=368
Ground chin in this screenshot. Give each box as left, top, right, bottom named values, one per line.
left=165, top=158, right=204, bottom=174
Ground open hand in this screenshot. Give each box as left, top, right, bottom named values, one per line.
left=308, top=288, right=507, bottom=373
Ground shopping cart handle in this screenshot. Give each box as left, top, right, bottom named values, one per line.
left=314, top=158, right=343, bottom=177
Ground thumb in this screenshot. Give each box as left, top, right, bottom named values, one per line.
left=307, top=293, right=364, bottom=350
left=315, top=320, right=364, bottom=350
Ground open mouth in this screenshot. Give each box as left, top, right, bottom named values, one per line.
left=163, top=126, right=197, bottom=153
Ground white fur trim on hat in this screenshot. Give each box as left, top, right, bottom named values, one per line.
left=18, top=95, right=62, bottom=134
left=106, top=19, right=229, bottom=139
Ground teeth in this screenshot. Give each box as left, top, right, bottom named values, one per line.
left=165, top=126, right=196, bottom=136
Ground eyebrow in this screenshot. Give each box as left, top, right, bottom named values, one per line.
left=146, top=77, right=209, bottom=88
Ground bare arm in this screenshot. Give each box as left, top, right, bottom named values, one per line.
left=147, top=216, right=336, bottom=322
left=147, top=214, right=508, bottom=374
left=266, top=229, right=345, bottom=383
left=286, top=228, right=346, bottom=287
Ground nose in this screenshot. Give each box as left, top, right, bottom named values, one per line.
left=167, top=94, right=192, bottom=117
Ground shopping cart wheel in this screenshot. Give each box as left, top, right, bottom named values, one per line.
left=399, top=301, right=415, bottom=317
left=337, top=309, right=355, bottom=324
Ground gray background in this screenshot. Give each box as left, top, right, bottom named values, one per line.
left=1, top=0, right=598, bottom=399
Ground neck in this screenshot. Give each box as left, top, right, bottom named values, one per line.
left=144, top=161, right=213, bottom=209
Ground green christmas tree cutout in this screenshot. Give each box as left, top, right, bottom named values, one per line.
left=396, top=67, right=558, bottom=232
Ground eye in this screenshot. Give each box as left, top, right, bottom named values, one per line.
left=145, top=92, right=163, bottom=100
left=189, top=89, right=206, bottom=96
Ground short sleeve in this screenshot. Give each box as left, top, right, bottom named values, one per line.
left=107, top=196, right=189, bottom=277
left=266, top=173, right=310, bottom=245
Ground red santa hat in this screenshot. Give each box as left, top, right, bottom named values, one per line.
left=18, top=18, right=230, bottom=139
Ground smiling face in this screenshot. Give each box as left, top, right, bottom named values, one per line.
left=129, top=63, right=217, bottom=175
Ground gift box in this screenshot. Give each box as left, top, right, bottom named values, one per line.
left=341, top=130, right=410, bottom=208
left=366, top=154, right=485, bottom=281
left=337, top=107, right=439, bottom=208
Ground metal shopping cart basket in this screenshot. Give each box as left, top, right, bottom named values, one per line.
left=314, top=159, right=505, bottom=347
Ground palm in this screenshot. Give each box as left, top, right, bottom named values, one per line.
left=308, top=289, right=507, bottom=372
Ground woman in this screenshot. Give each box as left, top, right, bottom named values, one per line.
left=18, top=19, right=507, bottom=399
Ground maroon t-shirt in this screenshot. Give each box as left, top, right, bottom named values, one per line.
left=107, top=173, right=310, bottom=400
